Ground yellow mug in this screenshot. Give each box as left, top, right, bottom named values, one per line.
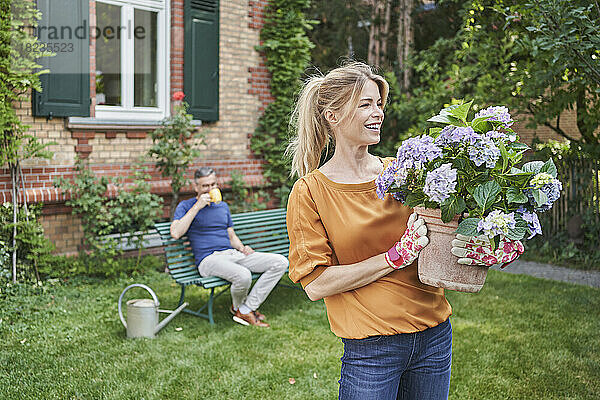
left=208, top=188, right=222, bottom=204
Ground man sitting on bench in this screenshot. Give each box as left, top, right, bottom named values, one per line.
left=170, top=167, right=288, bottom=327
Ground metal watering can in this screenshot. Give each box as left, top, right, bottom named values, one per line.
left=118, top=284, right=188, bottom=338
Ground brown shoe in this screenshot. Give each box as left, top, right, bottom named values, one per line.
left=230, top=305, right=266, bottom=322
left=233, top=310, right=270, bottom=327
left=253, top=310, right=266, bottom=321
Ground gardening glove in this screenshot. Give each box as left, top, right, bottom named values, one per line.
left=385, top=212, right=429, bottom=269
left=451, top=234, right=524, bottom=268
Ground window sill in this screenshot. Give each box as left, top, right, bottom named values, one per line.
left=67, top=117, right=202, bottom=131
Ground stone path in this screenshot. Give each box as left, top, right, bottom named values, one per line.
left=491, top=260, right=600, bottom=289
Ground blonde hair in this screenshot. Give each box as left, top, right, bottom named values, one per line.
left=286, top=61, right=389, bottom=177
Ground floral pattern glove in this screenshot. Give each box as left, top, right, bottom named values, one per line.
left=451, top=234, right=524, bottom=267
left=385, top=213, right=430, bottom=269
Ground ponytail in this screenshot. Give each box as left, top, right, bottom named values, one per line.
left=286, top=77, right=330, bottom=178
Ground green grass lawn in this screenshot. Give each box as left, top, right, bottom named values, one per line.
left=1, top=269, right=599, bottom=399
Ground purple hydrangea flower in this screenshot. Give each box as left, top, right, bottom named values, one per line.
left=435, top=126, right=481, bottom=147
left=468, top=136, right=500, bottom=168
left=391, top=190, right=406, bottom=202
left=516, top=207, right=542, bottom=239
left=485, top=130, right=517, bottom=143
left=475, top=106, right=514, bottom=128
left=526, top=175, right=562, bottom=212
left=375, top=163, right=398, bottom=200
left=396, top=136, right=442, bottom=170
left=477, top=210, right=517, bottom=237
left=485, top=130, right=507, bottom=140
left=423, top=163, right=457, bottom=203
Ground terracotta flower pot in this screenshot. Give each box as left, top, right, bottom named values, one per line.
left=414, top=206, right=488, bottom=293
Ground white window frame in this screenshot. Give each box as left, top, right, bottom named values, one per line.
left=95, top=0, right=170, bottom=121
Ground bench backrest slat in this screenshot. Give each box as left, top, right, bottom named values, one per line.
left=230, top=208, right=286, bottom=219
left=244, top=236, right=290, bottom=248
left=233, top=227, right=288, bottom=239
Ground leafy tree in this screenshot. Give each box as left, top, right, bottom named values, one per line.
left=397, top=0, right=600, bottom=145
left=500, top=0, right=600, bottom=144
left=307, top=0, right=371, bottom=70
left=308, top=0, right=467, bottom=158
left=0, top=0, right=55, bottom=282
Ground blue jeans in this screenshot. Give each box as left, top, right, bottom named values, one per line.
left=339, top=319, right=452, bottom=400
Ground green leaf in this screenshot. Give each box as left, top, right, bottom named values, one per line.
left=507, top=187, right=529, bottom=204
left=507, top=142, right=530, bottom=155
left=540, top=158, right=557, bottom=178
left=453, top=157, right=472, bottom=172
left=427, top=114, right=455, bottom=124
left=447, top=100, right=473, bottom=121
left=427, top=111, right=464, bottom=126
left=429, top=127, right=443, bottom=137
left=440, top=195, right=467, bottom=223
left=532, top=189, right=549, bottom=207
left=471, top=117, right=491, bottom=133
left=505, top=219, right=528, bottom=241
left=456, top=218, right=480, bottom=236
left=522, top=161, right=544, bottom=174
left=473, top=180, right=501, bottom=211
left=404, top=192, right=427, bottom=208
left=424, top=200, right=439, bottom=209
left=497, top=140, right=509, bottom=171
left=491, top=235, right=500, bottom=251
left=503, top=167, right=532, bottom=184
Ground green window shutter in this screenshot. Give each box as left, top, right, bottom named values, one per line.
left=32, top=0, right=90, bottom=117
left=184, top=0, right=219, bottom=121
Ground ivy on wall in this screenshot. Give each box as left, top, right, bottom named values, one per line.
left=250, top=0, right=314, bottom=204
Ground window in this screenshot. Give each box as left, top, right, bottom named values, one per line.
left=33, top=0, right=220, bottom=123
left=95, top=0, right=168, bottom=121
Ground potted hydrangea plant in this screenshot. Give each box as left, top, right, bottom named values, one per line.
left=376, top=101, right=562, bottom=292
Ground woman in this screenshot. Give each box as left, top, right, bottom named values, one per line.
left=285, top=62, right=522, bottom=400
left=285, top=62, right=451, bottom=400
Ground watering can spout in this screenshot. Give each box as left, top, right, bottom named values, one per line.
left=154, top=302, right=188, bottom=334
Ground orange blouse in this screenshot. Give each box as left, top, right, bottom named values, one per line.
left=286, top=168, right=452, bottom=339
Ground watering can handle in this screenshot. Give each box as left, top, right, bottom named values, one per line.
left=118, top=283, right=160, bottom=329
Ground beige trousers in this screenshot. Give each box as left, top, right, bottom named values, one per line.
left=198, top=249, right=288, bottom=311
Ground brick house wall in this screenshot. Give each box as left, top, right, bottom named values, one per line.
left=2, top=0, right=273, bottom=255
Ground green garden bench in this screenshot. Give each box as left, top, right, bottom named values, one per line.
left=154, top=207, right=290, bottom=324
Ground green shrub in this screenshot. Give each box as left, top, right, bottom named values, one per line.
left=523, top=208, right=600, bottom=270
left=250, top=0, right=314, bottom=205
left=54, top=158, right=162, bottom=272
left=0, top=203, right=54, bottom=282
left=223, top=170, right=268, bottom=214
left=521, top=140, right=600, bottom=269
